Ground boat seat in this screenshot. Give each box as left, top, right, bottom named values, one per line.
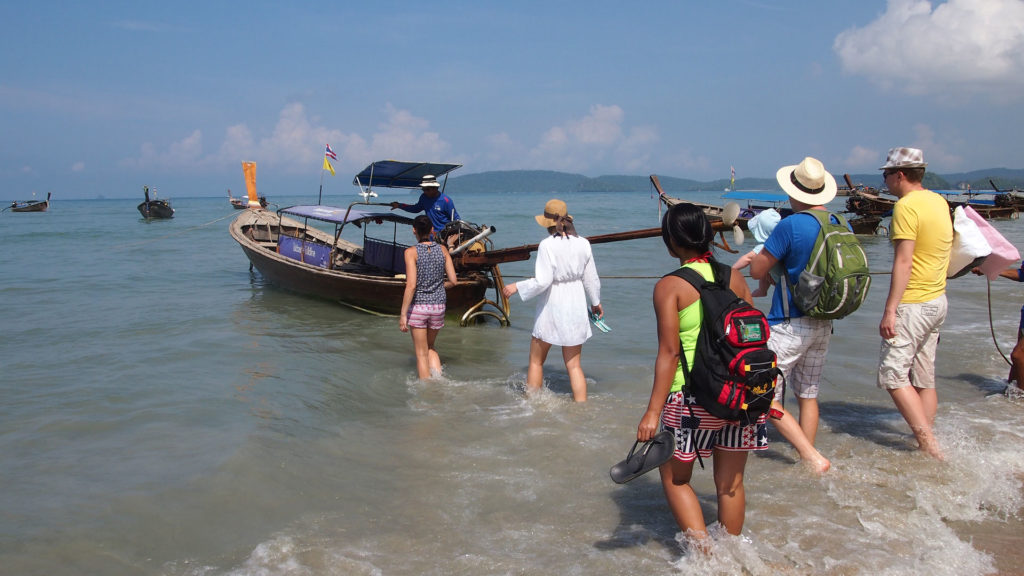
left=278, top=235, right=331, bottom=268
left=362, top=237, right=408, bottom=274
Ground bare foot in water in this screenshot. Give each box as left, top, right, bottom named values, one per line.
left=803, top=455, right=831, bottom=475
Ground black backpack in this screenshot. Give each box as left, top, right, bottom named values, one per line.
left=667, top=262, right=781, bottom=425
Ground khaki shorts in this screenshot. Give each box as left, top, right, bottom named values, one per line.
left=877, top=294, right=947, bottom=390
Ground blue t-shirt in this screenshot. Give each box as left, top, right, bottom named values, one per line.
left=762, top=211, right=846, bottom=324
left=397, top=193, right=460, bottom=233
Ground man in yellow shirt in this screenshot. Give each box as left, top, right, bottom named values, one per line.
left=877, top=147, right=951, bottom=459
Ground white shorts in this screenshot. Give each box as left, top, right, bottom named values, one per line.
left=768, top=316, right=833, bottom=402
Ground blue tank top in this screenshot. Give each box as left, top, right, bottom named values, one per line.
left=413, top=243, right=446, bottom=305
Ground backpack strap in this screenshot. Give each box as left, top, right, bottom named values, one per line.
left=662, top=259, right=731, bottom=390
left=780, top=210, right=841, bottom=320
left=664, top=260, right=731, bottom=290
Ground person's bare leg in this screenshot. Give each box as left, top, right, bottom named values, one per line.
left=769, top=401, right=830, bottom=474
left=526, top=337, right=551, bottom=395
left=712, top=449, right=749, bottom=536
left=659, top=458, right=709, bottom=551
left=561, top=344, right=587, bottom=402
left=425, top=327, right=442, bottom=376
left=796, top=396, right=820, bottom=446
left=410, top=328, right=432, bottom=379
left=889, top=386, right=943, bottom=459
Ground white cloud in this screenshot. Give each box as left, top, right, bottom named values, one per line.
left=126, top=103, right=449, bottom=174
left=834, top=0, right=1024, bottom=94
left=71, top=161, right=85, bottom=172
left=527, top=105, right=658, bottom=173
left=908, top=123, right=964, bottom=169
left=843, top=145, right=881, bottom=170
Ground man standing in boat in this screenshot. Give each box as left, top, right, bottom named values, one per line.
left=876, top=147, right=951, bottom=460
left=389, top=174, right=461, bottom=240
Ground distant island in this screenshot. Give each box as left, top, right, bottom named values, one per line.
left=444, top=167, right=1024, bottom=194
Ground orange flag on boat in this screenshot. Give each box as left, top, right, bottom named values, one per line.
left=323, top=157, right=335, bottom=176
left=242, top=161, right=261, bottom=207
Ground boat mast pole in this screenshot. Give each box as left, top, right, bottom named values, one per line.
left=317, top=168, right=325, bottom=205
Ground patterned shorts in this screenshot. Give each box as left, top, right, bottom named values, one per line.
left=768, top=316, right=833, bottom=401
left=661, top=391, right=768, bottom=463
left=407, top=303, right=445, bottom=330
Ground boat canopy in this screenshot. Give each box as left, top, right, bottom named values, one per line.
left=352, top=160, right=462, bottom=189
left=722, top=191, right=790, bottom=203
left=280, top=204, right=415, bottom=226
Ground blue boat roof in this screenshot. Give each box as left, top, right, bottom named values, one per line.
left=280, top=204, right=414, bottom=226
left=722, top=191, right=789, bottom=202
left=352, top=160, right=462, bottom=189
left=934, top=191, right=997, bottom=205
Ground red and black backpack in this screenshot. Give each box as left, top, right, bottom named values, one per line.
left=667, top=261, right=781, bottom=426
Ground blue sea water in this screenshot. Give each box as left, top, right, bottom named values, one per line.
left=1, top=190, right=1023, bottom=575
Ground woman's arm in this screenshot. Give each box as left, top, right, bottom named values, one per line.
left=399, top=247, right=418, bottom=332
left=514, top=239, right=555, bottom=301
left=638, top=276, right=694, bottom=441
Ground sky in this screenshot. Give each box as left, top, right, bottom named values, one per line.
left=2, top=0, right=1024, bottom=199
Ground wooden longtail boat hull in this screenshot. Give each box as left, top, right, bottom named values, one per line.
left=8, top=192, right=50, bottom=212
left=230, top=209, right=491, bottom=317
left=948, top=203, right=1018, bottom=220
left=848, top=215, right=884, bottom=235
left=650, top=175, right=752, bottom=230
left=845, top=191, right=896, bottom=217
left=138, top=201, right=174, bottom=219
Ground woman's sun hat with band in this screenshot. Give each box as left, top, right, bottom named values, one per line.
left=535, top=199, right=576, bottom=236
left=776, top=156, right=837, bottom=206
left=535, top=199, right=571, bottom=227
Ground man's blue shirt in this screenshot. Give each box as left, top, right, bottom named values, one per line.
left=396, top=192, right=460, bottom=232
left=762, top=211, right=824, bottom=324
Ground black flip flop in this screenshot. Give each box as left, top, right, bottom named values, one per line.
left=609, top=430, right=675, bottom=484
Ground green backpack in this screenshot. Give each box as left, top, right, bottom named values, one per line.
left=784, top=210, right=871, bottom=320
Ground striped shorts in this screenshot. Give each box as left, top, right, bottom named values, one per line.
left=407, top=303, right=445, bottom=330
left=661, top=391, right=768, bottom=463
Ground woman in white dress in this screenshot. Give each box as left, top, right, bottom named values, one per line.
left=502, top=199, right=603, bottom=401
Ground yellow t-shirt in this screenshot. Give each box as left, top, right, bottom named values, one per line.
left=890, top=189, right=952, bottom=303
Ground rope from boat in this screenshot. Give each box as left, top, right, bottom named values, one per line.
left=114, top=211, right=239, bottom=251
left=499, top=271, right=896, bottom=280
left=986, top=278, right=1013, bottom=366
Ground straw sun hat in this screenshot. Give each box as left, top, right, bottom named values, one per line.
left=775, top=156, right=837, bottom=206
left=420, top=174, right=440, bottom=188
left=535, top=199, right=571, bottom=228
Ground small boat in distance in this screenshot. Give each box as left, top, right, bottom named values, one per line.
left=228, top=188, right=267, bottom=209
left=5, top=192, right=51, bottom=213
left=137, top=186, right=174, bottom=219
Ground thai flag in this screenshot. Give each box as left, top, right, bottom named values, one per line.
left=325, top=144, right=337, bottom=160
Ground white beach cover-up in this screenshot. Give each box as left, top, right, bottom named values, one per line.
left=516, top=235, right=601, bottom=347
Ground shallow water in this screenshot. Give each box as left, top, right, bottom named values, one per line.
left=1, top=191, right=1022, bottom=575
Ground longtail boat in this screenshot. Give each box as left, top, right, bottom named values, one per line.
left=229, top=189, right=267, bottom=209
left=5, top=192, right=51, bottom=213
left=137, top=186, right=174, bottom=219
left=230, top=160, right=510, bottom=325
